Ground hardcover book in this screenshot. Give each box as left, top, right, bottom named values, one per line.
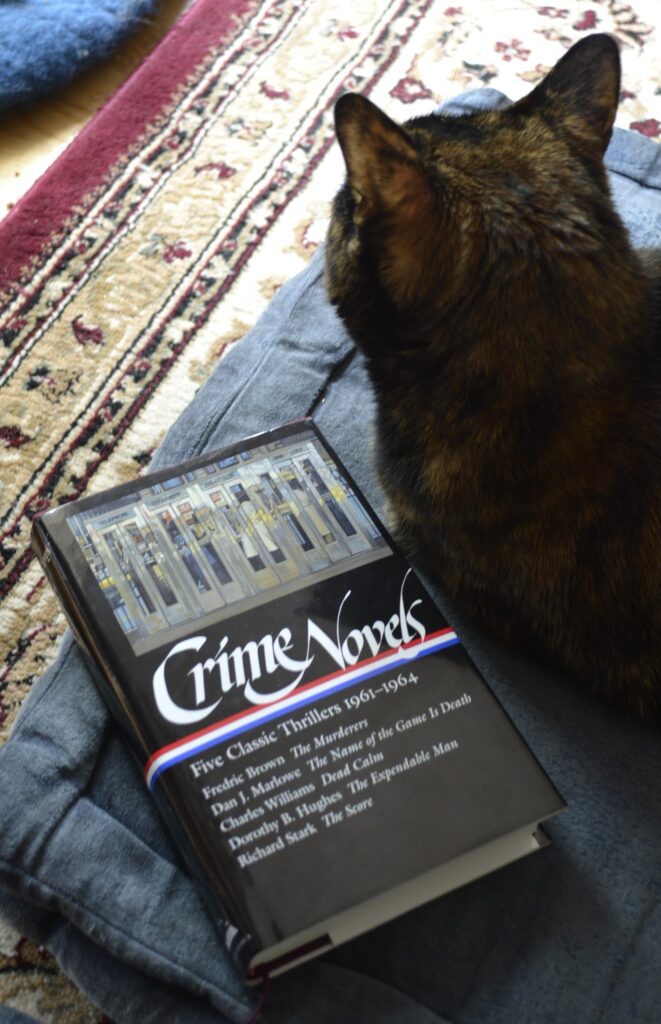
left=32, top=420, right=564, bottom=982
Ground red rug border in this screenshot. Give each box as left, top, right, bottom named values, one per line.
left=0, top=0, right=255, bottom=298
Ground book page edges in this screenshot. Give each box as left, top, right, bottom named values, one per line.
left=248, top=820, right=554, bottom=982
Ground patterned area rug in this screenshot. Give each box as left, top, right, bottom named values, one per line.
left=0, top=0, right=659, bottom=1018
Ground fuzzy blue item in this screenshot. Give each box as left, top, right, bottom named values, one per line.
left=0, top=0, right=163, bottom=111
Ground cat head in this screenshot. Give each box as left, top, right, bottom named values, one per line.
left=325, top=34, right=623, bottom=349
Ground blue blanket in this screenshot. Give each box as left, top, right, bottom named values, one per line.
left=0, top=0, right=161, bottom=111
left=1, top=91, right=660, bottom=1024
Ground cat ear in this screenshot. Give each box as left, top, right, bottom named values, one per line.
left=334, top=94, right=427, bottom=219
left=516, top=34, right=620, bottom=156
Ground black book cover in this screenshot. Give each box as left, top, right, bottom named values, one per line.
left=32, top=419, right=564, bottom=980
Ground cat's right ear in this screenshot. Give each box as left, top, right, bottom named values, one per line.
left=334, top=94, right=427, bottom=222
left=515, top=34, right=620, bottom=158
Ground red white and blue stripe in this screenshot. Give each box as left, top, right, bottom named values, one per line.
left=144, top=626, right=460, bottom=790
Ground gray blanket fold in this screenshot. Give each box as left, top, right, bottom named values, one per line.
left=1, top=90, right=660, bottom=1024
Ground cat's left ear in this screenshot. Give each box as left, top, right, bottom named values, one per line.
left=334, top=94, right=428, bottom=221
left=515, top=33, right=620, bottom=157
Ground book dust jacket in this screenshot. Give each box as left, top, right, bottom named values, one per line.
left=32, top=421, right=564, bottom=978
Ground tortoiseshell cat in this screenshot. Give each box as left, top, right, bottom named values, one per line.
left=325, top=34, right=660, bottom=718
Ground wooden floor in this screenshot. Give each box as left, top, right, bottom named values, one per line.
left=0, top=0, right=190, bottom=219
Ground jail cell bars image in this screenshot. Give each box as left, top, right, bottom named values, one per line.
left=68, top=432, right=388, bottom=649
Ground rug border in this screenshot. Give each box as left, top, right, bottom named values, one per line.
left=0, top=0, right=255, bottom=297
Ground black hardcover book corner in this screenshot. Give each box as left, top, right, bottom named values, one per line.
left=32, top=419, right=565, bottom=981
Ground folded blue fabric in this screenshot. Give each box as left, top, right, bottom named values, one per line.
left=1, top=91, right=660, bottom=1024
left=0, top=0, right=161, bottom=111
